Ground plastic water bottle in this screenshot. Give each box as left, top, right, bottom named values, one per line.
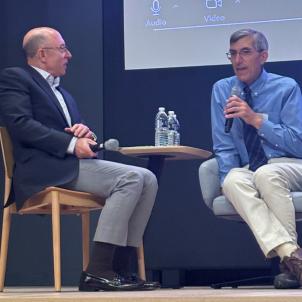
left=155, top=107, right=168, bottom=146
left=167, top=111, right=176, bottom=145
left=173, top=113, right=180, bottom=145
left=167, top=111, right=180, bottom=145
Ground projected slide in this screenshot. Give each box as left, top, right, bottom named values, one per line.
left=124, top=0, right=302, bottom=69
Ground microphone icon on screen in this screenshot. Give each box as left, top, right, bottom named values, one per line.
left=151, top=0, right=161, bottom=16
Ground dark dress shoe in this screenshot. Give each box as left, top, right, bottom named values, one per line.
left=124, top=274, right=161, bottom=290
left=274, top=261, right=300, bottom=289
left=282, top=248, right=302, bottom=287
left=78, top=271, right=143, bottom=291
left=274, top=272, right=300, bottom=289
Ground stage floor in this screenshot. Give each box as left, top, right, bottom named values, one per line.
left=0, top=287, right=302, bottom=302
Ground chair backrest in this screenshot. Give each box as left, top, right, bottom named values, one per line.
left=199, top=158, right=221, bottom=210
left=0, top=127, right=14, bottom=205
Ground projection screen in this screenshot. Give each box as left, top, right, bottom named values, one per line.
left=124, top=0, right=302, bottom=70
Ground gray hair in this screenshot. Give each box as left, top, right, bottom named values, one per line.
left=230, top=29, right=268, bottom=52
left=23, top=33, right=48, bottom=58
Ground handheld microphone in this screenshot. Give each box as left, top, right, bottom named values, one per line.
left=89, top=138, right=120, bottom=152
left=224, top=86, right=241, bottom=133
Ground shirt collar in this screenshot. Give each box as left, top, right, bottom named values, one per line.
left=31, top=65, right=60, bottom=88
left=249, top=69, right=268, bottom=93
left=234, top=69, right=268, bottom=96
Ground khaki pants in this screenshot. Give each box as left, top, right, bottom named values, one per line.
left=222, top=158, right=302, bottom=257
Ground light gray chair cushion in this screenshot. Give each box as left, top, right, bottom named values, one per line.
left=199, top=158, right=302, bottom=221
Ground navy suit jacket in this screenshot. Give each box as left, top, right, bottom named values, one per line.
left=0, top=66, right=82, bottom=210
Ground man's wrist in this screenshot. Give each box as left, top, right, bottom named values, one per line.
left=67, top=137, right=78, bottom=154
left=91, top=132, right=97, bottom=141
left=254, top=113, right=267, bottom=129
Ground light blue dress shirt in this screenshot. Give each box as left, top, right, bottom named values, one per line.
left=211, top=69, right=302, bottom=184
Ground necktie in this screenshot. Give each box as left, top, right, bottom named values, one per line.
left=243, top=86, right=267, bottom=171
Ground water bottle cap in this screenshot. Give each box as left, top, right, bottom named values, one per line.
left=158, top=107, right=165, bottom=111
left=168, top=111, right=175, bottom=115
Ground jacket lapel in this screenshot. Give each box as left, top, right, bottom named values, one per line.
left=57, top=87, right=79, bottom=125
left=25, top=66, right=69, bottom=126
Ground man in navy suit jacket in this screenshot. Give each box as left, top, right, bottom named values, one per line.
left=0, top=27, right=159, bottom=291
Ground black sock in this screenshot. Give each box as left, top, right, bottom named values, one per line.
left=86, top=242, right=117, bottom=279
left=113, top=246, right=136, bottom=276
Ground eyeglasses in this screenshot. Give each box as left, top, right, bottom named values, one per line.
left=42, top=45, right=70, bottom=54
left=226, top=48, right=260, bottom=60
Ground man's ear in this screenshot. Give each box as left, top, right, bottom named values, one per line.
left=260, top=50, right=268, bottom=65
left=37, top=48, right=47, bottom=63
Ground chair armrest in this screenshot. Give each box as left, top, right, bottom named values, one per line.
left=199, top=158, right=222, bottom=210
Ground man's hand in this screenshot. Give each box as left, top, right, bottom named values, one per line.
left=74, top=138, right=97, bottom=159
left=65, top=123, right=95, bottom=139
left=224, top=96, right=263, bottom=129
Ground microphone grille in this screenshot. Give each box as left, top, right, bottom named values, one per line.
left=231, top=86, right=241, bottom=97
left=104, top=139, right=120, bottom=151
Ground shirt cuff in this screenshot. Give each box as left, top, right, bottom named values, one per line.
left=67, top=137, right=78, bottom=154
left=260, top=113, right=268, bottom=121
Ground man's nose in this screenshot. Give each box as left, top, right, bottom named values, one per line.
left=65, top=49, right=72, bottom=59
left=233, top=53, right=243, bottom=64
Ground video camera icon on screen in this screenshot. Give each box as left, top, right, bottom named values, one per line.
left=205, top=0, right=223, bottom=9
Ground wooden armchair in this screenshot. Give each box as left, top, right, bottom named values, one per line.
left=0, top=127, right=145, bottom=291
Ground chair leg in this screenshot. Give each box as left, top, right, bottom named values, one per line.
left=0, top=207, right=11, bottom=291
left=51, top=192, right=61, bottom=291
left=137, top=244, right=146, bottom=281
left=81, top=212, right=90, bottom=271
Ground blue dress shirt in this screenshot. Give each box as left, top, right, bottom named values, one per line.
left=211, top=69, right=302, bottom=184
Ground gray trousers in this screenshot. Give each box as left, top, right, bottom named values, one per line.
left=63, top=159, right=158, bottom=247
left=222, top=158, right=302, bottom=257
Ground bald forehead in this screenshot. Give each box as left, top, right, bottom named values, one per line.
left=22, top=27, right=64, bottom=58
left=23, top=27, right=60, bottom=47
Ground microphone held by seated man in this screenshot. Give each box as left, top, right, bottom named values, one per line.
left=89, top=138, right=120, bottom=152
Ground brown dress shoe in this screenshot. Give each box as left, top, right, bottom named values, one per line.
left=282, top=248, right=302, bottom=286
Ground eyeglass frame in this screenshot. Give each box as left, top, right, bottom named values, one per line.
left=225, top=47, right=263, bottom=61
left=41, top=45, right=70, bottom=54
